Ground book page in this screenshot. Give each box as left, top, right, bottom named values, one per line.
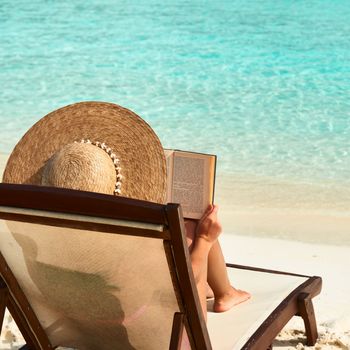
left=172, top=151, right=215, bottom=219
left=164, top=149, right=174, bottom=203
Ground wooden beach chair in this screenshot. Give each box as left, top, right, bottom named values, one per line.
left=0, top=183, right=322, bottom=349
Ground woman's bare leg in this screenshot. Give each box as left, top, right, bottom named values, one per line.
left=185, top=205, right=221, bottom=319
left=185, top=220, right=215, bottom=299
left=185, top=205, right=250, bottom=315
left=190, top=237, right=212, bottom=320
left=207, top=240, right=251, bottom=312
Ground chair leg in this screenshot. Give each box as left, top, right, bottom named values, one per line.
left=298, top=292, right=318, bottom=346
left=7, top=299, right=38, bottom=350
left=170, top=312, right=185, bottom=350
left=0, top=279, right=9, bottom=330
left=1, top=287, right=32, bottom=350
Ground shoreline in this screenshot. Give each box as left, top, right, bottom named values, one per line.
left=2, top=152, right=350, bottom=246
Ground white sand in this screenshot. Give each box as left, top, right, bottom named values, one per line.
left=221, top=234, right=350, bottom=350
left=0, top=153, right=349, bottom=349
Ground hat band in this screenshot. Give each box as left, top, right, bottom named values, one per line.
left=76, top=139, right=122, bottom=195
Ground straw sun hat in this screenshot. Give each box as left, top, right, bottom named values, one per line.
left=3, top=101, right=167, bottom=203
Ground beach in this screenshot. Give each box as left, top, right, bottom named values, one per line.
left=1, top=153, right=349, bottom=349
left=217, top=177, right=350, bottom=349
left=1, top=0, right=350, bottom=348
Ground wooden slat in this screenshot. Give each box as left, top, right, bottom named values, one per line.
left=0, top=253, right=53, bottom=349
left=0, top=206, right=164, bottom=231
left=165, top=203, right=212, bottom=350
left=0, top=277, right=8, bottom=331
left=169, top=312, right=185, bottom=350
left=0, top=207, right=169, bottom=240
left=226, top=263, right=311, bottom=278
left=0, top=184, right=167, bottom=225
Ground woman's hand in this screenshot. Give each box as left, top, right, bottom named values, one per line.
left=196, top=204, right=222, bottom=243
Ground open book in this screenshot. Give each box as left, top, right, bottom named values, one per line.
left=165, top=149, right=216, bottom=219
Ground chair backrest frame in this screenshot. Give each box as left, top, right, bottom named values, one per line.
left=0, top=183, right=211, bottom=350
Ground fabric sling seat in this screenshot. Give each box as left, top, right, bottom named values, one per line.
left=0, top=184, right=322, bottom=349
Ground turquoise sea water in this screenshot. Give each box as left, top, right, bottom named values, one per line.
left=1, top=0, right=350, bottom=186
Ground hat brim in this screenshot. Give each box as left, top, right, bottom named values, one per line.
left=3, top=101, right=166, bottom=204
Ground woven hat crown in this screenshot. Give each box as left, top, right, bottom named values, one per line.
left=41, top=142, right=116, bottom=195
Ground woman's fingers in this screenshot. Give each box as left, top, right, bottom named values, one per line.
left=196, top=204, right=222, bottom=243
left=199, top=204, right=215, bottom=223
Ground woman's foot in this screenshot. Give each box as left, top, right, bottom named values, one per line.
left=213, top=287, right=251, bottom=313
